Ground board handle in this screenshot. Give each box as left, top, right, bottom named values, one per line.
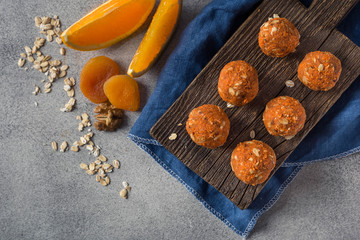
left=307, top=0, right=359, bottom=28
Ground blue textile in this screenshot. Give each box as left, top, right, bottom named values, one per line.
left=128, top=0, right=360, bottom=237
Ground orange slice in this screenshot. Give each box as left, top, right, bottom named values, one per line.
left=61, top=0, right=156, bottom=51
left=127, top=0, right=182, bottom=77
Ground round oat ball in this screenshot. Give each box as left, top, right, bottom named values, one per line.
left=218, top=60, right=259, bottom=106
left=298, top=51, right=342, bottom=91
left=186, top=104, right=230, bottom=149
left=263, top=96, right=306, bottom=139
left=258, top=17, right=299, bottom=57
left=231, top=140, right=276, bottom=186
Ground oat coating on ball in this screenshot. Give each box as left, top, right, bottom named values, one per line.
left=258, top=17, right=299, bottom=57
left=263, top=96, right=306, bottom=139
left=298, top=51, right=341, bottom=91
left=186, top=104, right=230, bottom=149
left=218, top=60, right=259, bottom=106
left=231, top=140, right=276, bottom=186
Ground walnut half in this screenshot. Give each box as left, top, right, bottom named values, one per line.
left=94, top=102, right=123, bottom=131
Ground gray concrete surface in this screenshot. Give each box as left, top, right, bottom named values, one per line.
left=1, top=0, right=359, bottom=239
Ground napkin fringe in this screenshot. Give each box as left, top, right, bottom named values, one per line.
left=128, top=134, right=303, bottom=238
left=243, top=165, right=303, bottom=237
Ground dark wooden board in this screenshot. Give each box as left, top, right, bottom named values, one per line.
left=150, top=0, right=360, bottom=210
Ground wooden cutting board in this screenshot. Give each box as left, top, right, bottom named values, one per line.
left=150, top=0, right=360, bottom=210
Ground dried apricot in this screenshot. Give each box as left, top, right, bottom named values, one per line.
left=103, top=75, right=140, bottom=111
left=80, top=56, right=120, bottom=103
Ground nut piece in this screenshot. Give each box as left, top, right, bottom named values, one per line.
left=119, top=189, right=128, bottom=199
left=94, top=102, right=123, bottom=131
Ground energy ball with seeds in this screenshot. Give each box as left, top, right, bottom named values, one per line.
left=258, top=17, right=299, bottom=57
left=298, top=51, right=341, bottom=91
left=218, top=60, right=259, bottom=106
left=263, top=96, right=306, bottom=139
left=186, top=104, right=230, bottom=149
left=231, top=140, right=276, bottom=186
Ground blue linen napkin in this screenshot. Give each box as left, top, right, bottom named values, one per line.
left=128, top=0, right=360, bottom=237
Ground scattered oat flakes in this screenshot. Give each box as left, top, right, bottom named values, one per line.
left=18, top=58, right=26, bottom=67
left=95, top=175, right=101, bottom=182
left=250, top=130, right=255, bottom=139
left=60, top=98, right=76, bottom=112
left=51, top=141, right=57, bottom=151
left=122, top=181, right=129, bottom=188
left=46, top=34, right=53, bottom=42
left=78, top=123, right=84, bottom=132
left=98, top=155, right=107, bottom=162
left=24, top=46, right=32, bottom=54
left=59, top=70, right=67, bottom=78
left=119, top=189, right=128, bottom=199
left=86, top=144, right=94, bottom=152
left=55, top=37, right=63, bottom=45
left=63, top=84, right=71, bottom=91
left=169, top=133, right=177, bottom=140
left=44, top=88, right=52, bottom=93
left=285, top=80, right=295, bottom=88
left=59, top=141, right=68, bottom=152
left=100, top=178, right=107, bottom=186
left=113, top=160, right=120, bottom=169
left=104, top=176, right=110, bottom=185
left=177, top=123, right=183, bottom=126
left=93, top=147, right=100, bottom=157
left=71, top=146, right=79, bottom=152
left=61, top=65, right=69, bottom=71
left=60, top=48, right=66, bottom=55
left=80, top=163, right=89, bottom=170
left=227, top=102, right=235, bottom=108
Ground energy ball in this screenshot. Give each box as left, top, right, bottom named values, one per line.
left=263, top=96, right=306, bottom=139
left=258, top=16, right=299, bottom=57
left=186, top=104, right=230, bottom=149
left=231, top=140, right=276, bottom=186
left=218, top=60, right=259, bottom=106
left=298, top=51, right=342, bottom=91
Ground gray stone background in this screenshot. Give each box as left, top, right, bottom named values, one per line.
left=1, top=0, right=359, bottom=239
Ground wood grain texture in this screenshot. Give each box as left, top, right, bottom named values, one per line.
left=150, top=0, right=360, bottom=210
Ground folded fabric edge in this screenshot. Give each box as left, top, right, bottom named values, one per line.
left=281, top=145, right=360, bottom=167
left=127, top=134, right=246, bottom=237
left=128, top=134, right=303, bottom=238
left=243, top=165, right=303, bottom=236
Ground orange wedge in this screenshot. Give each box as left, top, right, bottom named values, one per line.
left=61, top=0, right=156, bottom=51
left=127, top=0, right=182, bottom=77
